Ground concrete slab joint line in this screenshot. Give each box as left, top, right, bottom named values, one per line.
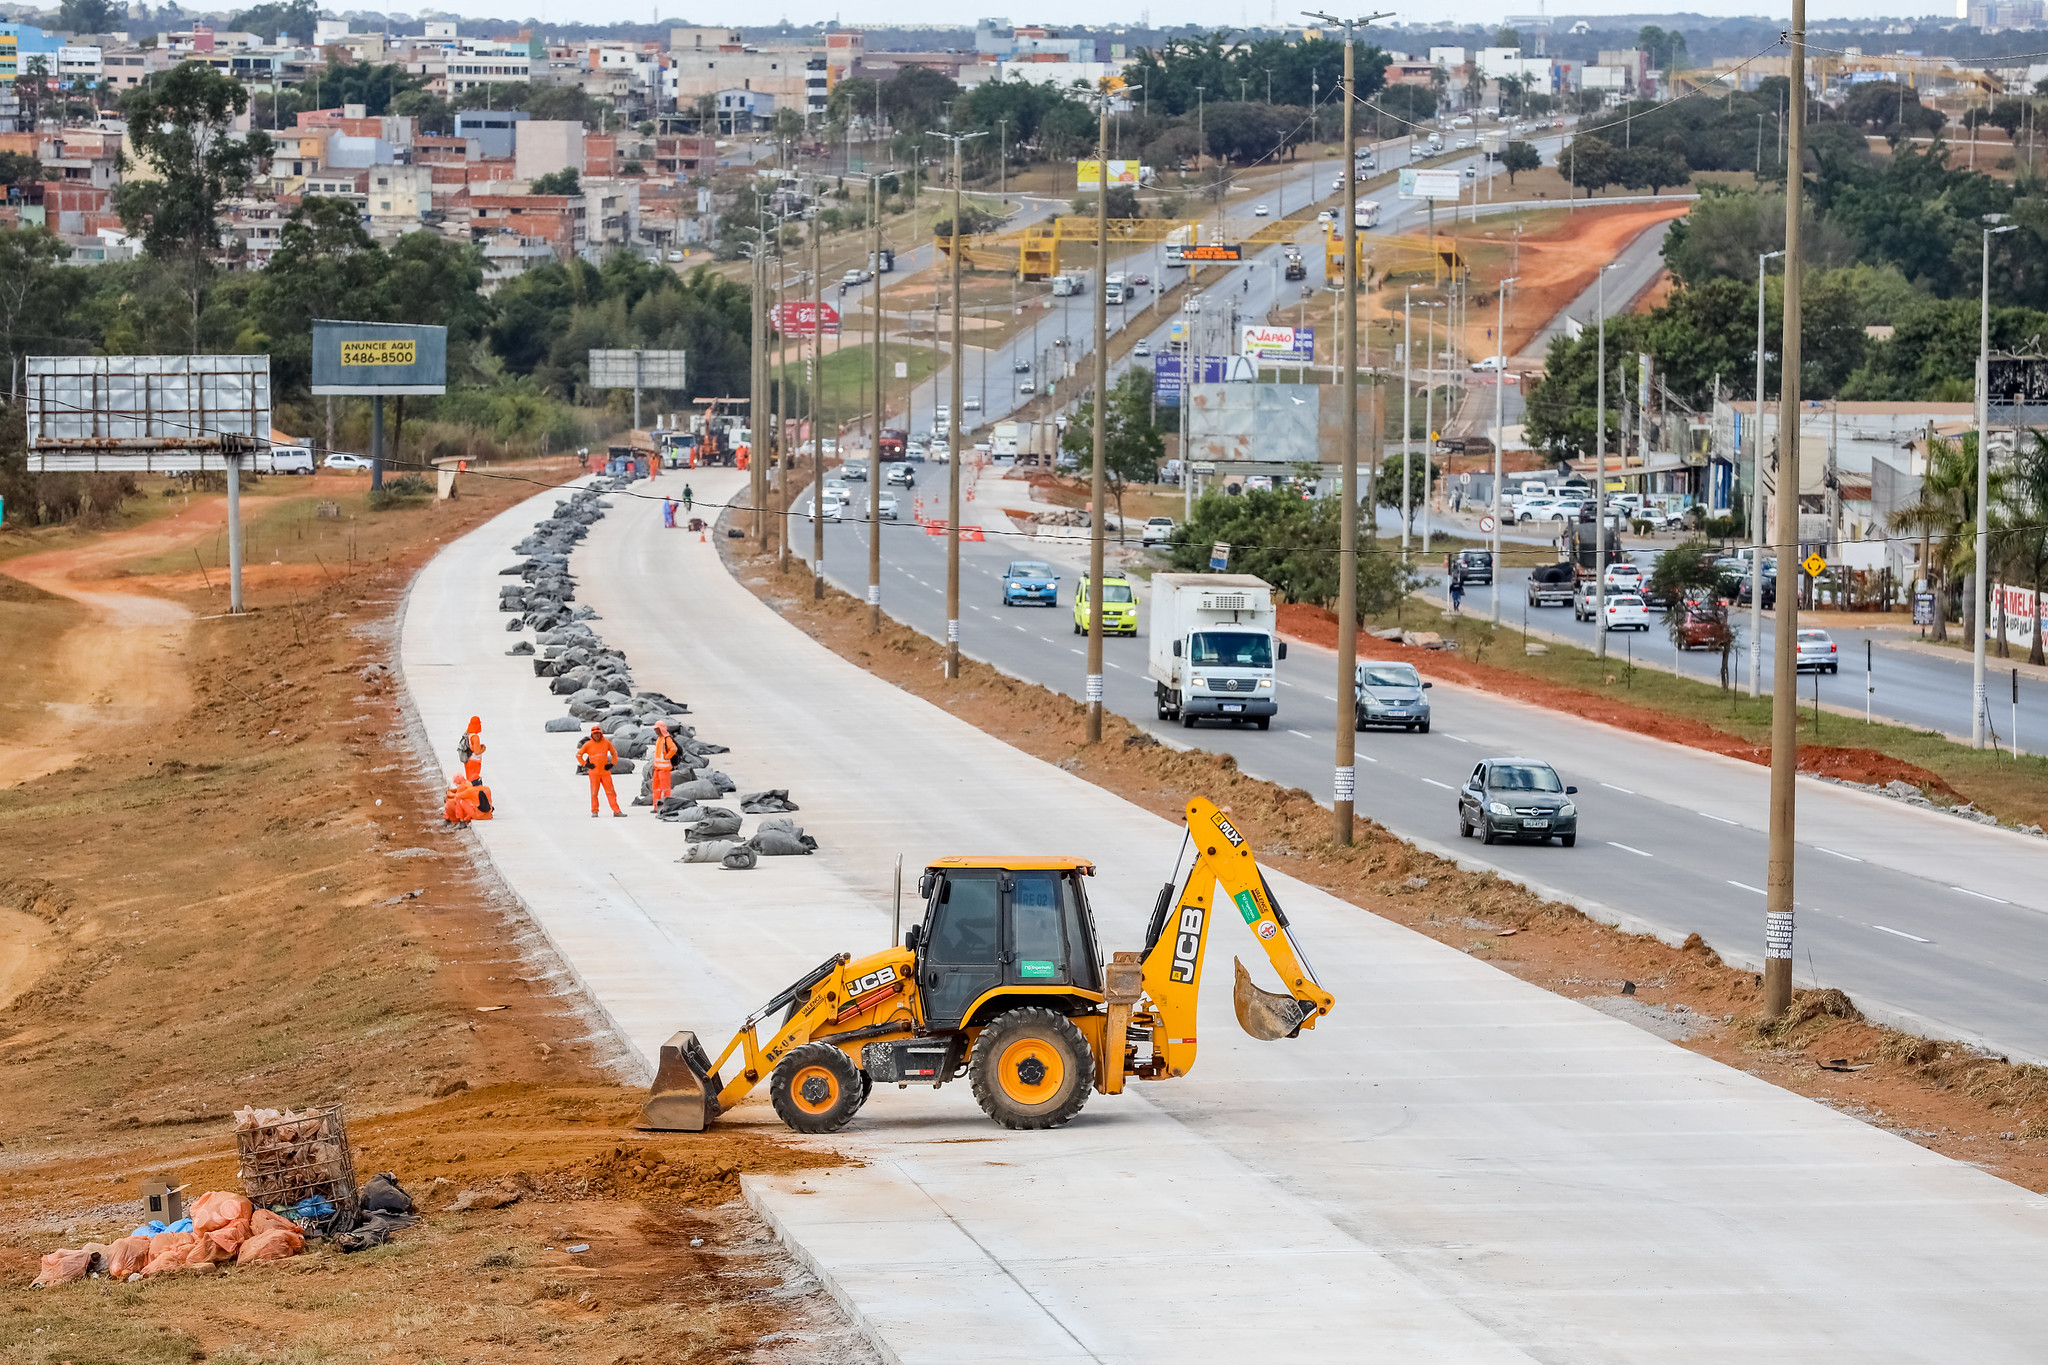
left=402, top=467, right=2048, bottom=1363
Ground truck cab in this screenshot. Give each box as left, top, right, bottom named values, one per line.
left=1148, top=573, right=1286, bottom=730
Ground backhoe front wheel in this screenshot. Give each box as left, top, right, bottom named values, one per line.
left=969, top=1008, right=1093, bottom=1130
left=770, top=1042, right=865, bottom=1134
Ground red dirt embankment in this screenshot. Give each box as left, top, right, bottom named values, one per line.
left=1279, top=603, right=1961, bottom=799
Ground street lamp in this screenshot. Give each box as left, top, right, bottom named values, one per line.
left=1592, top=261, right=1618, bottom=658
left=1976, top=218, right=2018, bottom=748
left=1749, top=248, right=1784, bottom=695
left=1491, top=276, right=1517, bottom=623
left=928, top=128, right=987, bottom=680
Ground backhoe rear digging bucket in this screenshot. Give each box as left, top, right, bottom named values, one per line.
left=1233, top=958, right=1313, bottom=1041
left=638, top=1031, right=724, bottom=1131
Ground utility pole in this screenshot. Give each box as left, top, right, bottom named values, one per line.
left=1307, top=8, right=1393, bottom=846
left=869, top=170, right=887, bottom=631
left=1491, top=276, right=1515, bottom=624
left=1595, top=266, right=1610, bottom=659
left=1750, top=249, right=1783, bottom=696
left=1086, top=84, right=1119, bottom=743
left=812, top=209, right=826, bottom=599
left=749, top=214, right=767, bottom=546
left=1402, top=285, right=1413, bottom=560
left=930, top=129, right=984, bottom=679
left=772, top=223, right=787, bottom=559
left=1764, top=0, right=1805, bottom=1024
left=1975, top=220, right=2017, bottom=746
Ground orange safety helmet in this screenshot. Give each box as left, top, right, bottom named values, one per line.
left=468, top=716, right=482, bottom=733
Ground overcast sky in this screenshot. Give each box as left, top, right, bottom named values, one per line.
left=472, top=3, right=1949, bottom=32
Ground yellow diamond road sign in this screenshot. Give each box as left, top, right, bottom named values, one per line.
left=1803, top=552, right=1827, bottom=578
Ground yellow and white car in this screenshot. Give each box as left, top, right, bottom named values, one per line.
left=1072, top=575, right=1139, bottom=637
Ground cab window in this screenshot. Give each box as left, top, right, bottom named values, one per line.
left=1008, top=872, right=1067, bottom=983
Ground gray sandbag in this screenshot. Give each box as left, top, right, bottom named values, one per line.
left=506, top=618, right=524, bottom=631
left=549, top=674, right=582, bottom=694
left=689, top=767, right=736, bottom=794
left=543, top=716, right=582, bottom=733
left=568, top=700, right=607, bottom=721
left=509, top=641, right=535, bottom=656
left=611, top=758, right=635, bottom=775
left=756, top=816, right=800, bottom=836
left=670, top=778, right=720, bottom=802
left=685, top=808, right=741, bottom=841
left=655, top=799, right=706, bottom=823
left=679, top=840, right=739, bottom=863
left=722, top=845, right=759, bottom=870
left=750, top=828, right=818, bottom=856
left=739, top=790, right=798, bottom=814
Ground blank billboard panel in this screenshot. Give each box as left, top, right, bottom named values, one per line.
left=27, top=354, right=271, bottom=469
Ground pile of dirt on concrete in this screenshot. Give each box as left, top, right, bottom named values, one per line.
left=733, top=548, right=2048, bottom=1197
left=1277, top=603, right=1964, bottom=802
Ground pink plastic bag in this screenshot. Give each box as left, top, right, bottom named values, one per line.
left=105, top=1235, right=152, bottom=1279
left=31, top=1247, right=98, bottom=1287
left=235, top=1227, right=304, bottom=1264
left=188, top=1191, right=254, bottom=1234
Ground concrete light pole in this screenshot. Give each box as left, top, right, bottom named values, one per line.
left=929, top=128, right=984, bottom=679
left=1490, top=275, right=1517, bottom=625
left=811, top=210, right=825, bottom=599
left=1764, top=0, right=1806, bottom=1024
left=1749, top=248, right=1783, bottom=696
left=1402, top=284, right=1414, bottom=560
left=1085, top=82, right=1129, bottom=743
left=1593, top=263, right=1615, bottom=659
left=868, top=170, right=890, bottom=631
left=1975, top=220, right=2018, bottom=748
left=1305, top=7, right=1394, bottom=846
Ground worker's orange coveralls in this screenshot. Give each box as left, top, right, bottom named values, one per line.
left=467, top=778, right=494, bottom=820
left=577, top=731, right=623, bottom=815
left=444, top=774, right=480, bottom=825
left=462, top=716, right=486, bottom=782
left=651, top=729, right=681, bottom=803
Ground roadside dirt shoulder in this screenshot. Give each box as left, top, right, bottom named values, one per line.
left=726, top=544, right=2048, bottom=1197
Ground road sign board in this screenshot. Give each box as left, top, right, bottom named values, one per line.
left=1182, top=243, right=1244, bottom=263
left=313, top=320, right=447, bottom=395
left=771, top=302, right=841, bottom=337
left=1479, top=515, right=1496, bottom=533
left=1459, top=472, right=1471, bottom=485
left=1209, top=541, right=1231, bottom=571
left=895, top=361, right=909, bottom=379
left=589, top=349, right=688, bottom=390
left=1239, top=325, right=1314, bottom=368
left=1913, top=592, right=1936, bottom=626
left=1802, top=552, right=1828, bottom=578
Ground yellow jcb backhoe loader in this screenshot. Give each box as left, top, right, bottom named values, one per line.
left=640, top=797, right=1334, bottom=1133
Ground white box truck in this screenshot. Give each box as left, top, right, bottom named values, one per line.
left=1148, top=573, right=1287, bottom=730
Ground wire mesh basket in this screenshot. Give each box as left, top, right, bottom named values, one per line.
left=234, top=1106, right=360, bottom=1237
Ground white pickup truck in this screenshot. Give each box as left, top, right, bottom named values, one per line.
left=1148, top=573, right=1286, bottom=730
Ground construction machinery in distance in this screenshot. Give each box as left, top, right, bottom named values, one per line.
left=640, top=797, right=1336, bottom=1133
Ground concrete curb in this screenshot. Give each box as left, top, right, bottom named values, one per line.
left=742, top=1174, right=906, bottom=1365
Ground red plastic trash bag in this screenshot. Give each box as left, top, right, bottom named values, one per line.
left=105, top=1235, right=152, bottom=1279
left=251, top=1208, right=300, bottom=1237
left=235, top=1227, right=305, bottom=1264
left=141, top=1231, right=197, bottom=1276
left=189, top=1190, right=254, bottom=1234
left=31, top=1247, right=99, bottom=1287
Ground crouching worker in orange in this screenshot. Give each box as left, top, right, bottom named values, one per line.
left=444, top=772, right=480, bottom=826
left=577, top=725, right=625, bottom=818
left=459, top=716, right=486, bottom=782
left=466, top=777, right=495, bottom=820
left=650, top=721, right=680, bottom=804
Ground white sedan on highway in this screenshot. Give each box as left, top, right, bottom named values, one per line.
left=1603, top=562, right=1645, bottom=594
left=1602, top=594, right=1649, bottom=632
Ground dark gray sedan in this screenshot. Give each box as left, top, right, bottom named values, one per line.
left=1457, top=758, right=1579, bottom=847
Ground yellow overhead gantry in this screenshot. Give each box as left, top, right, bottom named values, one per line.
left=935, top=215, right=1320, bottom=280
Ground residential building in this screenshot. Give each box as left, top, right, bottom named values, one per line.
left=470, top=191, right=585, bottom=257
left=514, top=120, right=584, bottom=181
left=824, top=30, right=863, bottom=85
left=480, top=232, right=557, bottom=289
left=456, top=109, right=527, bottom=161
left=99, top=47, right=172, bottom=89
left=714, top=88, right=774, bottom=134
left=669, top=47, right=813, bottom=104
left=655, top=133, right=719, bottom=176
left=670, top=27, right=743, bottom=52
left=366, top=164, right=435, bottom=224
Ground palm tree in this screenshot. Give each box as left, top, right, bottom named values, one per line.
left=1889, top=433, right=2004, bottom=644
left=1994, top=428, right=2048, bottom=666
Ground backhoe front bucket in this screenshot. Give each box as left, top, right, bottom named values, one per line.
left=638, top=1031, right=724, bottom=1131
left=1233, top=958, right=1314, bottom=1041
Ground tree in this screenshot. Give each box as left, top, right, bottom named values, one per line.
left=1059, top=369, right=1166, bottom=535
left=1500, top=140, right=1540, bottom=186
left=1167, top=487, right=1415, bottom=615
left=1494, top=26, right=1520, bottom=48
left=1838, top=80, right=1944, bottom=140
left=1888, top=433, right=2004, bottom=642
left=1563, top=134, right=1619, bottom=197
left=1617, top=145, right=1690, bottom=195
left=1651, top=538, right=1739, bottom=687
left=58, top=0, right=117, bottom=34
left=115, top=63, right=272, bottom=345
left=0, top=229, right=69, bottom=385
left=530, top=167, right=581, bottom=197
left=229, top=0, right=315, bottom=43
left=1374, top=451, right=1437, bottom=531
left=879, top=66, right=958, bottom=135
left=0, top=151, right=45, bottom=188
left=1496, top=73, right=1523, bottom=116
left=1637, top=25, right=1687, bottom=76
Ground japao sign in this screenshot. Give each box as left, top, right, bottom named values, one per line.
left=1240, top=325, right=1314, bottom=369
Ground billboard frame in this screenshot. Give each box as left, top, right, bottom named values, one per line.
left=311, top=320, right=449, bottom=397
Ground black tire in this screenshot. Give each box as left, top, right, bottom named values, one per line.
left=769, top=1042, right=864, bottom=1134
left=969, top=1007, right=1093, bottom=1130
left=1458, top=813, right=1472, bottom=838
left=1481, top=822, right=1497, bottom=845
left=1355, top=712, right=1368, bottom=732
left=1419, top=721, right=1430, bottom=733
left=1182, top=711, right=1197, bottom=728
left=1560, top=834, right=1577, bottom=847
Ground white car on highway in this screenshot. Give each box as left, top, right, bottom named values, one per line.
left=1795, top=628, right=1840, bottom=673
left=1601, top=593, right=1649, bottom=631
left=1517, top=498, right=1574, bottom=523
left=1142, top=516, right=1175, bottom=546
left=813, top=491, right=844, bottom=522
left=1603, top=562, right=1645, bottom=594
left=1254, top=204, right=1270, bottom=217
left=876, top=492, right=900, bottom=520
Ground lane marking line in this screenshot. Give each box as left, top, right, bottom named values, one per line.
left=1953, top=886, right=2010, bottom=904
left=1698, top=811, right=1740, bottom=825
left=1421, top=777, right=1455, bottom=790
left=1287, top=729, right=1313, bottom=738
left=1872, top=925, right=1932, bottom=943
left=1813, top=846, right=1862, bottom=862
left=1727, top=880, right=1766, bottom=895
left=1607, top=842, right=1654, bottom=857
left=1600, top=782, right=1635, bottom=795
left=1443, top=734, right=1471, bottom=744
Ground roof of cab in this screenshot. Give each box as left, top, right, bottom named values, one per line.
left=926, top=856, right=1096, bottom=873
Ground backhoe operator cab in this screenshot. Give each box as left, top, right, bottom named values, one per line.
left=640, top=798, right=1335, bottom=1137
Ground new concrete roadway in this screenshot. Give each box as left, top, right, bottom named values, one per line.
left=790, top=469, right=2048, bottom=1063
left=404, top=467, right=2048, bottom=1362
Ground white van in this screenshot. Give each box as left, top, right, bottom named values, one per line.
left=258, top=444, right=316, bottom=475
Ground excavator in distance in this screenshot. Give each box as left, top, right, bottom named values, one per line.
left=640, top=797, right=1335, bottom=1134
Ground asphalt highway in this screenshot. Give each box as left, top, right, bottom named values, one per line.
left=788, top=474, right=2048, bottom=1062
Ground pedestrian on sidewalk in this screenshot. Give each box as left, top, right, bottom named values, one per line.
left=458, top=716, right=486, bottom=783
left=577, top=725, right=626, bottom=818
left=1449, top=562, right=1466, bottom=615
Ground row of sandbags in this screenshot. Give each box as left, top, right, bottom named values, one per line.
left=496, top=475, right=814, bottom=859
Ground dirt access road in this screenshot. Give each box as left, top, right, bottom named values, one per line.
left=0, top=466, right=868, bottom=1365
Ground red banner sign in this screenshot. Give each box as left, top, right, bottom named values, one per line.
left=773, top=301, right=841, bottom=337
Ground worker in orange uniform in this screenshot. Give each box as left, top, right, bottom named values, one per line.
left=458, top=716, right=486, bottom=782
left=466, top=776, right=494, bottom=820
left=650, top=721, right=681, bottom=804
left=443, top=772, right=480, bottom=827
left=577, top=724, right=625, bottom=818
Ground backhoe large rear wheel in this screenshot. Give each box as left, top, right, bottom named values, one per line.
left=969, top=1007, right=1093, bottom=1130
left=770, top=1042, right=865, bottom=1134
